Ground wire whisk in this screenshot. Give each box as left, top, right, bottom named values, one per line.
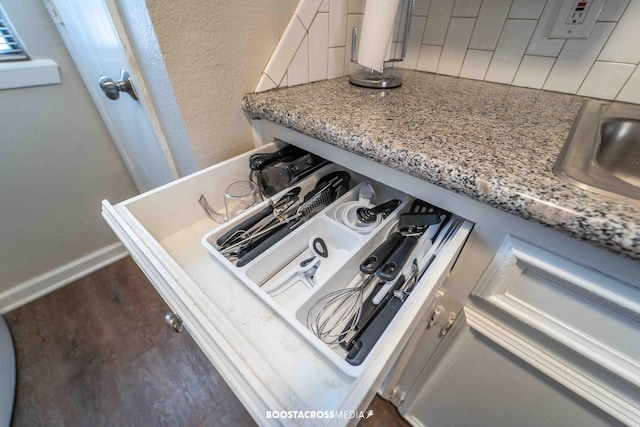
left=306, top=273, right=376, bottom=345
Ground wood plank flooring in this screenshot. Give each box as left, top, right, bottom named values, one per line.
left=5, top=257, right=410, bottom=427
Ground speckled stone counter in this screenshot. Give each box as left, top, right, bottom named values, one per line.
left=242, top=69, right=640, bottom=260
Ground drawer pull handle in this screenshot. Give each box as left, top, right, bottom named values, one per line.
left=164, top=313, right=183, bottom=333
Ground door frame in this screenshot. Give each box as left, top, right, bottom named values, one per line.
left=42, top=0, right=180, bottom=192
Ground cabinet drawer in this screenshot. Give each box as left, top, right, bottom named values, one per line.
left=102, top=141, right=472, bottom=424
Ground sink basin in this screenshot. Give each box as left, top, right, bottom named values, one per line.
left=596, top=119, right=640, bottom=187
left=554, top=100, right=640, bottom=204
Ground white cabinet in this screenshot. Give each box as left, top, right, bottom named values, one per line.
left=390, top=227, right=640, bottom=427
left=399, top=313, right=625, bottom=427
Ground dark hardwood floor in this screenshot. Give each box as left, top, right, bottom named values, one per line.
left=5, top=257, right=409, bottom=426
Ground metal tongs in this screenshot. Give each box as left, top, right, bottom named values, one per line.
left=234, top=172, right=349, bottom=266
left=216, top=187, right=301, bottom=254
left=217, top=172, right=350, bottom=266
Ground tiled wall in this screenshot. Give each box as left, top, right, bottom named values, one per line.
left=256, top=0, right=640, bottom=104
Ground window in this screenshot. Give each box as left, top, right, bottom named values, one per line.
left=0, top=3, right=28, bottom=61
left=0, top=2, right=59, bottom=90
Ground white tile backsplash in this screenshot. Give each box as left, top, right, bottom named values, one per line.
left=348, top=0, right=365, bottom=14
left=260, top=0, right=640, bottom=104
left=452, top=0, right=481, bottom=18
left=512, top=55, right=555, bottom=89
left=525, top=0, right=566, bottom=57
left=577, top=61, right=635, bottom=100
left=255, top=74, right=278, bottom=92
left=413, top=0, right=431, bottom=16
left=296, top=0, right=324, bottom=30
left=459, top=49, right=492, bottom=80
left=264, top=16, right=307, bottom=85
left=597, top=0, right=629, bottom=22
left=329, top=0, right=348, bottom=47
left=469, top=0, right=511, bottom=50
left=423, top=0, right=455, bottom=45
left=397, top=16, right=427, bottom=70
left=344, top=14, right=364, bottom=75
left=508, top=0, right=545, bottom=19
left=437, top=17, right=475, bottom=76
left=598, top=0, right=640, bottom=63
left=328, top=47, right=346, bottom=78
left=544, top=22, right=615, bottom=94
left=288, top=35, right=310, bottom=86
left=485, top=19, right=536, bottom=84
left=617, top=65, right=640, bottom=104
left=416, top=45, right=442, bottom=73
left=309, top=13, right=329, bottom=82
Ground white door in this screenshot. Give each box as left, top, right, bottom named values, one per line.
left=42, top=0, right=179, bottom=192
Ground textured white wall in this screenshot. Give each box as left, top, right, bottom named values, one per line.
left=259, top=0, right=640, bottom=104
left=146, top=0, right=298, bottom=169
left=0, top=0, right=137, bottom=293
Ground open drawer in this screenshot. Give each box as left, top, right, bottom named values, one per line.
left=102, top=141, right=473, bottom=425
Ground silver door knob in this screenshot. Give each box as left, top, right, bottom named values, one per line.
left=164, top=312, right=183, bottom=333
left=98, top=69, right=138, bottom=101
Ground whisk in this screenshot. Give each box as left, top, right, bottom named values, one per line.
left=306, top=273, right=378, bottom=345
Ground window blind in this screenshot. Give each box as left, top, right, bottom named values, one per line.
left=0, top=5, right=28, bottom=61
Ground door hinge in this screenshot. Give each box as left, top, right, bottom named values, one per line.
left=440, top=312, right=457, bottom=336
left=42, top=0, right=63, bottom=25
left=427, top=305, right=444, bottom=328
left=389, top=386, right=407, bottom=406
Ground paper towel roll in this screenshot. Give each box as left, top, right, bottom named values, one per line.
left=357, top=0, right=402, bottom=73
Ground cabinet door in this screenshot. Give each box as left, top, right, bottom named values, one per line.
left=396, top=235, right=640, bottom=427
left=398, top=310, right=624, bottom=427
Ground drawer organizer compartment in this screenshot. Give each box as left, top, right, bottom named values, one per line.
left=201, top=144, right=464, bottom=376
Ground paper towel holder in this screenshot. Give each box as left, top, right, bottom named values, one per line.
left=349, top=0, right=415, bottom=89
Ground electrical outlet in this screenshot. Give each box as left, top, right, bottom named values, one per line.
left=565, top=0, right=592, bottom=24
left=548, top=0, right=605, bottom=39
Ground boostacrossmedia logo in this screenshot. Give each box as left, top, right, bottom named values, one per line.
left=265, top=409, right=374, bottom=420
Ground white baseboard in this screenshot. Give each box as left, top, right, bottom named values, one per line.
left=0, top=243, right=128, bottom=314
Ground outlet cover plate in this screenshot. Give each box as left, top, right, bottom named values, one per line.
left=548, top=0, right=606, bottom=39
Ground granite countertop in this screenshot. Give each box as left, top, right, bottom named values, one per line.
left=242, top=69, right=640, bottom=260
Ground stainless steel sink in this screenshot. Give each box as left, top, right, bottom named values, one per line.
left=554, top=100, right=640, bottom=204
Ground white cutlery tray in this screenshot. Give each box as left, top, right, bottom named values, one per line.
left=202, top=164, right=435, bottom=376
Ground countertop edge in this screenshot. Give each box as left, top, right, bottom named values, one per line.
left=240, top=73, right=640, bottom=261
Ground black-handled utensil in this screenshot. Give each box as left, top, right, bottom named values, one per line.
left=374, top=199, right=443, bottom=281
left=236, top=221, right=298, bottom=267
left=341, top=275, right=406, bottom=351
left=216, top=187, right=301, bottom=247
left=234, top=220, right=289, bottom=260
left=235, top=172, right=350, bottom=266
left=359, top=232, right=403, bottom=274
left=377, top=235, right=418, bottom=281
left=216, top=205, right=272, bottom=246
left=346, top=274, right=408, bottom=366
